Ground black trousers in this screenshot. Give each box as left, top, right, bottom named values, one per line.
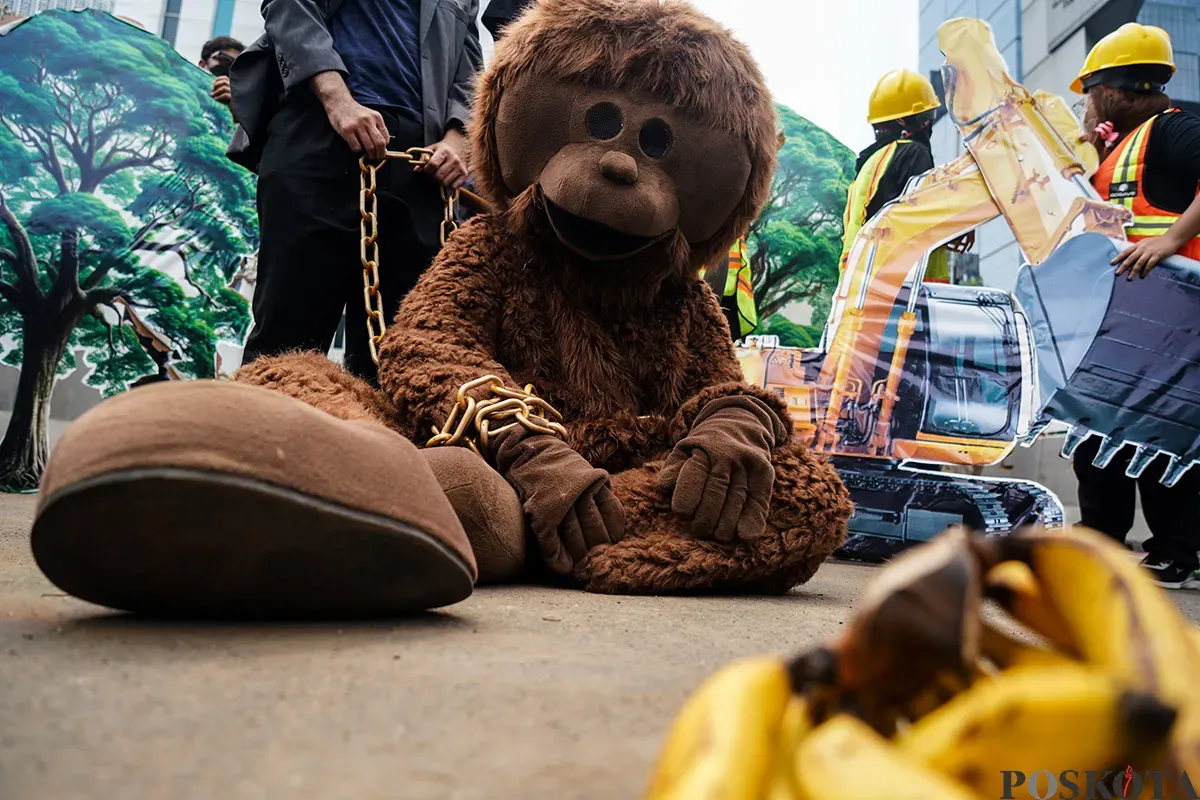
left=1073, top=436, right=1200, bottom=568
left=242, top=90, right=443, bottom=381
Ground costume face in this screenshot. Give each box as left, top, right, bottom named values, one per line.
left=495, top=74, right=752, bottom=261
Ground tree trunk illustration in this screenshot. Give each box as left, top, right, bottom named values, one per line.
left=0, top=308, right=77, bottom=490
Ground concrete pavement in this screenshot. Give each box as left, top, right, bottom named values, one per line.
left=1, top=493, right=1197, bottom=800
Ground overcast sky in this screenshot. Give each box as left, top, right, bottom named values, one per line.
left=685, top=0, right=921, bottom=155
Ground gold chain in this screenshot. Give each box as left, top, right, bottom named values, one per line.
left=426, top=375, right=568, bottom=462
left=358, top=148, right=462, bottom=365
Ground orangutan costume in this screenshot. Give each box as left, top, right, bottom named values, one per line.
left=29, top=0, right=852, bottom=616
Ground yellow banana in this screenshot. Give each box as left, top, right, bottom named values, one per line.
left=994, top=527, right=1195, bottom=708
left=896, top=662, right=1177, bottom=799
left=983, top=559, right=1079, bottom=655
left=792, top=715, right=979, bottom=800
left=979, top=618, right=1075, bottom=670
left=763, top=696, right=814, bottom=800
left=642, top=656, right=793, bottom=800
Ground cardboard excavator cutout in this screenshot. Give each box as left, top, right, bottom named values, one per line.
left=737, top=18, right=1200, bottom=561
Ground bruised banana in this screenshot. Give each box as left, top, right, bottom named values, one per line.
left=791, top=715, right=979, bottom=800
left=798, top=526, right=983, bottom=731
left=642, top=656, right=794, bottom=800
left=993, top=527, right=1195, bottom=707
left=978, top=618, right=1075, bottom=671
left=983, top=559, right=1079, bottom=655
left=896, top=662, right=1177, bottom=799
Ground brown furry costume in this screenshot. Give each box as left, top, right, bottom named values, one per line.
left=238, top=0, right=852, bottom=594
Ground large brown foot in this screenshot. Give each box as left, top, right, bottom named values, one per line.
left=32, top=380, right=477, bottom=618
left=583, top=443, right=852, bottom=595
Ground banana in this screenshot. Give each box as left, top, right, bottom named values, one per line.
left=993, top=527, right=1195, bottom=708
left=896, top=662, right=1177, bottom=799
left=983, top=559, right=1079, bottom=655
left=642, top=656, right=793, bottom=800
left=762, top=696, right=814, bottom=800
left=978, top=617, right=1075, bottom=670
left=791, top=714, right=979, bottom=800
left=803, top=526, right=983, bottom=732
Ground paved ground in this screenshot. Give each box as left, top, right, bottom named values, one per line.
left=1, top=494, right=1196, bottom=800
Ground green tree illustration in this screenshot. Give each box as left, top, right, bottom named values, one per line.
left=748, top=104, right=854, bottom=339
left=0, top=10, right=256, bottom=491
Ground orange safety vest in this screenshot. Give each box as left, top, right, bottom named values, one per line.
left=1093, top=109, right=1200, bottom=261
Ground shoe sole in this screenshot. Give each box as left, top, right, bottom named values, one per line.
left=31, top=468, right=475, bottom=618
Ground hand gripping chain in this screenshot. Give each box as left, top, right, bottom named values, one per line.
left=426, top=375, right=569, bottom=463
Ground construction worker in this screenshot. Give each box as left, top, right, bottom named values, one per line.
left=1072, top=22, right=1200, bottom=589
left=701, top=237, right=758, bottom=340
left=842, top=68, right=952, bottom=282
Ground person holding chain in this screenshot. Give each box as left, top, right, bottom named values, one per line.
left=226, top=0, right=481, bottom=381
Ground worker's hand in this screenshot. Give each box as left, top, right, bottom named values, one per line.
left=660, top=395, right=784, bottom=543
left=1112, top=235, right=1179, bottom=280
left=210, top=75, right=231, bottom=105
left=417, top=127, right=469, bottom=190
left=494, top=427, right=625, bottom=576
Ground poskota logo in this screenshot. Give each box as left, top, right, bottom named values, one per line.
left=1000, top=767, right=1198, bottom=799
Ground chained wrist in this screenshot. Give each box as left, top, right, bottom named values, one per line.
left=426, top=375, right=567, bottom=463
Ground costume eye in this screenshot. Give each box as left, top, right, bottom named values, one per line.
left=586, top=102, right=623, bottom=140
left=639, top=118, right=673, bottom=158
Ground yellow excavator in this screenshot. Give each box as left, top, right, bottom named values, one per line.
left=738, top=18, right=1200, bottom=560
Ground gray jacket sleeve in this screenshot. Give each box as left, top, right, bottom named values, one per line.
left=446, top=0, right=482, bottom=131
left=261, top=0, right=346, bottom=92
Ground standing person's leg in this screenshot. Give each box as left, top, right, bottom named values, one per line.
left=342, top=112, right=445, bottom=382
left=1137, top=457, right=1200, bottom=588
left=1072, top=436, right=1137, bottom=546
left=241, top=91, right=362, bottom=367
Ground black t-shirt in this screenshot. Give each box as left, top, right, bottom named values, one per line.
left=864, top=141, right=935, bottom=221
left=1133, top=110, right=1200, bottom=214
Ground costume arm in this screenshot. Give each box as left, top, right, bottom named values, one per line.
left=668, top=282, right=793, bottom=445
left=446, top=0, right=482, bottom=133
left=376, top=220, right=516, bottom=442
left=261, top=0, right=346, bottom=93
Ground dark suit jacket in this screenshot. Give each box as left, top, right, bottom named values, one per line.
left=227, top=0, right=482, bottom=172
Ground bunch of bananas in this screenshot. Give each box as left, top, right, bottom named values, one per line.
left=643, top=526, right=1200, bottom=799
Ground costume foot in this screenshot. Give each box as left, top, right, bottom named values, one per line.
left=32, top=381, right=477, bottom=618
left=422, top=447, right=528, bottom=584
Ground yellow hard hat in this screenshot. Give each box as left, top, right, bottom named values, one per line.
left=1071, top=23, right=1175, bottom=94
left=868, top=68, right=941, bottom=125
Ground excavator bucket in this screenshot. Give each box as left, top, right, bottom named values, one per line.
left=1013, top=232, right=1200, bottom=487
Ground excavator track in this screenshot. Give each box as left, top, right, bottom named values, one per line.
left=831, top=461, right=1065, bottom=563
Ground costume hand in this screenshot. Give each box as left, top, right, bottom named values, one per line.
left=325, top=95, right=390, bottom=160
left=494, top=429, right=625, bottom=575
left=417, top=128, right=469, bottom=190
left=210, top=76, right=232, bottom=105
left=659, top=395, right=781, bottom=542
left=1112, top=236, right=1178, bottom=280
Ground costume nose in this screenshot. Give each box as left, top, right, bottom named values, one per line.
left=599, top=151, right=639, bottom=184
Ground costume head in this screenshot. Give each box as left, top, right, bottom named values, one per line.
left=470, top=0, right=777, bottom=273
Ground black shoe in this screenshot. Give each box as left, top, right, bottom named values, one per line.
left=1139, top=555, right=1199, bottom=590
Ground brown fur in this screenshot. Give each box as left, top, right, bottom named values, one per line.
left=237, top=0, right=851, bottom=594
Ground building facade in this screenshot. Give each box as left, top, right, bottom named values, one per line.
left=918, top=0, right=1200, bottom=290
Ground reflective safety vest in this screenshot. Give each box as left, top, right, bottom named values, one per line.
left=1093, top=109, right=1200, bottom=261
left=840, top=139, right=907, bottom=266
left=699, top=238, right=758, bottom=338
left=839, top=139, right=950, bottom=282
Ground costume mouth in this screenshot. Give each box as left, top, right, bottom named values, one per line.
left=541, top=192, right=669, bottom=260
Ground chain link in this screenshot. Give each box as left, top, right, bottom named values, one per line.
left=426, top=375, right=568, bottom=462
left=359, top=147, right=463, bottom=365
